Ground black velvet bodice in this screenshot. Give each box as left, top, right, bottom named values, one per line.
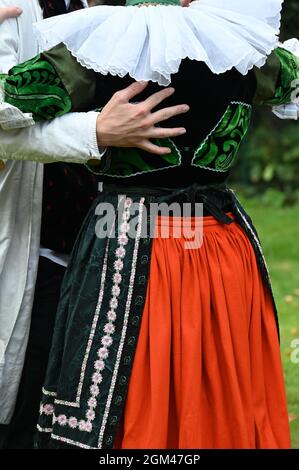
left=94, top=59, right=257, bottom=187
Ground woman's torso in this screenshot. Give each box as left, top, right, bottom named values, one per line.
left=95, top=59, right=257, bottom=187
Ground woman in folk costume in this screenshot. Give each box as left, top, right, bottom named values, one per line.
left=0, top=0, right=298, bottom=449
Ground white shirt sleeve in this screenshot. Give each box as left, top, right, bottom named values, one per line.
left=0, top=111, right=103, bottom=163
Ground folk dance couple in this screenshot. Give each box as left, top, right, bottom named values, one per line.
left=1, top=0, right=298, bottom=449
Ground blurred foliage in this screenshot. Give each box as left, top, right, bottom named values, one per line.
left=238, top=194, right=299, bottom=448
left=231, top=0, right=299, bottom=206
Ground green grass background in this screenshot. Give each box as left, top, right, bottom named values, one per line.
left=238, top=193, right=299, bottom=448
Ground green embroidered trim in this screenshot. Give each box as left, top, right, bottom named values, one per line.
left=192, top=102, right=252, bottom=172
left=88, top=138, right=181, bottom=178
left=0, top=54, right=72, bottom=121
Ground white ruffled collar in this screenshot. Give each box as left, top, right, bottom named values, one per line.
left=33, top=0, right=284, bottom=86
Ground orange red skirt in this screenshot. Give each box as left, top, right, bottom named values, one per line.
left=114, top=213, right=291, bottom=449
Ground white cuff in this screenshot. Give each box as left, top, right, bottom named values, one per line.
left=86, top=110, right=107, bottom=159
left=0, top=104, right=35, bottom=129
left=272, top=103, right=299, bottom=120
left=0, top=80, right=35, bottom=129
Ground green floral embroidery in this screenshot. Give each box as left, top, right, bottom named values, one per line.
left=94, top=138, right=181, bottom=178
left=264, top=47, right=299, bottom=106
left=0, top=54, right=72, bottom=121
left=192, top=102, right=252, bottom=172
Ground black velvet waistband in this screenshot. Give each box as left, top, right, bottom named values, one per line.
left=101, top=182, right=234, bottom=224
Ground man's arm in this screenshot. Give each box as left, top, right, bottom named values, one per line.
left=0, top=4, right=103, bottom=163
left=1, top=42, right=189, bottom=158
left=0, top=111, right=103, bottom=163
left=0, top=1, right=188, bottom=161
left=0, top=84, right=188, bottom=163
left=96, top=81, right=188, bottom=155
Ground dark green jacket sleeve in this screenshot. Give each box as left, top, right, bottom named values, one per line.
left=254, top=46, right=299, bottom=107
left=0, top=43, right=97, bottom=121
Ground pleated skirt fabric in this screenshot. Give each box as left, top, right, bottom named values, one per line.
left=114, top=213, right=291, bottom=449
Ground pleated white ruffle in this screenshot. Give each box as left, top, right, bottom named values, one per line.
left=33, top=0, right=284, bottom=86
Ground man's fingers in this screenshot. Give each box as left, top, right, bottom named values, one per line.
left=145, top=127, right=186, bottom=139
left=117, top=81, right=149, bottom=102
left=150, top=104, right=189, bottom=125
left=0, top=6, right=22, bottom=23
left=156, top=127, right=187, bottom=138
left=139, top=140, right=172, bottom=155
left=143, top=87, right=175, bottom=111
